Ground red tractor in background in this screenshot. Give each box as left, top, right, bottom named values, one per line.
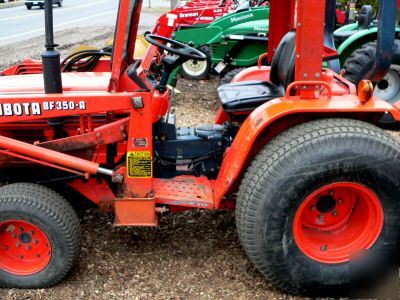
left=1, top=0, right=249, bottom=77
left=0, top=0, right=400, bottom=297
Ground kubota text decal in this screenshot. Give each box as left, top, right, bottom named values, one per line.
left=0, top=101, right=87, bottom=116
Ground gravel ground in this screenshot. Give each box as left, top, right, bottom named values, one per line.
left=0, top=23, right=400, bottom=300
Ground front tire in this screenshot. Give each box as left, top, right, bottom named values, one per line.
left=0, top=183, right=81, bottom=288
left=58, top=0, right=62, bottom=7
left=180, top=46, right=211, bottom=80
left=236, top=118, right=400, bottom=296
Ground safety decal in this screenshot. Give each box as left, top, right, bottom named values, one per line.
left=127, top=151, right=152, bottom=178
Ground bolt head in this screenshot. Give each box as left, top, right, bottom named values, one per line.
left=332, top=210, right=338, bottom=217
left=320, top=245, right=328, bottom=252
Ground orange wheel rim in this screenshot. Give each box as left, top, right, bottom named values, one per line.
left=0, top=220, right=52, bottom=275
left=293, top=182, right=383, bottom=264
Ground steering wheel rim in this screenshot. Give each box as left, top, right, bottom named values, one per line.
left=145, top=34, right=207, bottom=61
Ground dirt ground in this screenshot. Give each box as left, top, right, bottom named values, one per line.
left=0, top=24, right=399, bottom=300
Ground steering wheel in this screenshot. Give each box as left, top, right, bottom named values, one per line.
left=145, top=34, right=207, bottom=61
left=144, top=34, right=208, bottom=92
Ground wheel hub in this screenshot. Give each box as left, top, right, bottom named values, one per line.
left=374, top=66, right=400, bottom=104
left=293, top=182, right=383, bottom=264
left=182, top=59, right=208, bottom=76
left=316, top=194, right=336, bottom=213
left=0, top=220, right=52, bottom=275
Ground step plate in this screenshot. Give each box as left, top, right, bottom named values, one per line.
left=154, top=176, right=214, bottom=209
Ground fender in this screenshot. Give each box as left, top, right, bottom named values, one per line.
left=337, top=26, right=400, bottom=64
left=213, top=95, right=400, bottom=207
left=232, top=65, right=270, bottom=82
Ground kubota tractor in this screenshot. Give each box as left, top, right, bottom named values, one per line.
left=1, top=0, right=400, bottom=297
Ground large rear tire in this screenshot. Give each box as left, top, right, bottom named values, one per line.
left=0, top=183, right=81, bottom=288
left=236, top=118, right=400, bottom=296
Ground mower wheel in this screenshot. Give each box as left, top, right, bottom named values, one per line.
left=26, top=4, right=32, bottom=9
left=236, top=118, right=400, bottom=296
left=219, top=68, right=246, bottom=86
left=180, top=46, right=211, bottom=80
left=0, top=183, right=81, bottom=288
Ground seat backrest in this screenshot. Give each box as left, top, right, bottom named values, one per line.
left=269, top=30, right=296, bottom=88
left=358, top=5, right=373, bottom=30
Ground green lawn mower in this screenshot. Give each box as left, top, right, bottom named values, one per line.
left=172, top=5, right=269, bottom=80
left=334, top=5, right=400, bottom=107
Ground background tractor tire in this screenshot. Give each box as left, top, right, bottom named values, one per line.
left=0, top=183, right=81, bottom=288
left=344, top=40, right=400, bottom=105
left=344, top=40, right=400, bottom=124
left=236, top=118, right=400, bottom=296
left=180, top=45, right=212, bottom=80
left=26, top=5, right=32, bottom=9
left=219, top=67, right=246, bottom=85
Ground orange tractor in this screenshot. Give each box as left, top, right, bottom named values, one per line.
left=0, top=0, right=400, bottom=296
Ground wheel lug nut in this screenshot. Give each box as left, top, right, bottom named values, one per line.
left=12, top=234, right=17, bottom=238
left=4, top=245, right=9, bottom=250
left=33, top=239, right=38, bottom=244
left=36, top=253, right=41, bottom=258
left=320, top=245, right=328, bottom=252
left=19, top=227, right=24, bottom=232
left=332, top=210, right=338, bottom=217
left=329, top=190, right=334, bottom=196
left=30, top=230, right=35, bottom=235
left=16, top=242, right=21, bottom=248
left=26, top=245, right=31, bottom=250
left=310, top=206, right=316, bottom=211
left=19, top=255, right=24, bottom=259
left=337, top=199, right=343, bottom=204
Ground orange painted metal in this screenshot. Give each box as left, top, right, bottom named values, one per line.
left=37, top=117, right=129, bottom=152
left=114, top=198, right=158, bottom=226
left=232, top=66, right=271, bottom=83
left=68, top=178, right=116, bottom=207
left=267, top=0, right=295, bottom=62
left=295, top=0, right=326, bottom=82
left=154, top=176, right=214, bottom=209
left=0, top=135, right=99, bottom=175
left=212, top=95, right=400, bottom=208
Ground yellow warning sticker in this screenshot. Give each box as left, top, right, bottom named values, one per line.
left=127, top=151, right=152, bottom=178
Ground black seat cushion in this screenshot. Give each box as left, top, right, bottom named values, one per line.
left=333, top=30, right=357, bottom=43
left=358, top=5, right=373, bottom=30
left=218, top=80, right=284, bottom=112
left=217, top=31, right=296, bottom=112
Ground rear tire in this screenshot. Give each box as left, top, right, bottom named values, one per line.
left=180, top=45, right=212, bottom=80
left=219, top=67, right=246, bottom=86
left=26, top=5, right=32, bottom=9
left=0, top=183, right=81, bottom=288
left=236, top=118, right=400, bottom=296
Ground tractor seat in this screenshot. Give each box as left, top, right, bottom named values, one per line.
left=218, top=31, right=296, bottom=112
left=334, top=5, right=373, bottom=43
